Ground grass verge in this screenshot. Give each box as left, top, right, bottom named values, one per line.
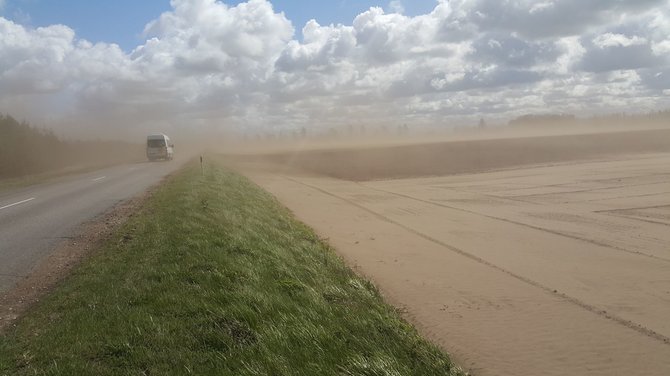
left=0, top=159, right=463, bottom=375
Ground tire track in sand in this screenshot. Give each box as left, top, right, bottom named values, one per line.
left=283, top=175, right=670, bottom=346
left=363, top=184, right=670, bottom=263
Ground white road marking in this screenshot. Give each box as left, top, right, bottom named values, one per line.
left=0, top=197, right=36, bottom=211
left=92, top=176, right=107, bottom=182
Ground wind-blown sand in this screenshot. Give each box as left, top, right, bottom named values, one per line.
left=232, top=129, right=670, bottom=375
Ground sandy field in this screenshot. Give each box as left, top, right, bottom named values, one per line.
left=231, top=129, right=670, bottom=376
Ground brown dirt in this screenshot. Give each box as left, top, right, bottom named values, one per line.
left=234, top=130, right=670, bottom=376
left=0, top=180, right=162, bottom=332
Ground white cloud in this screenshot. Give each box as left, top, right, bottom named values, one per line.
left=652, top=39, right=670, bottom=55
left=0, top=0, right=669, bottom=138
left=593, top=33, right=647, bottom=48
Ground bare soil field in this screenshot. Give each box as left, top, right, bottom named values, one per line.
left=238, top=128, right=670, bottom=181
left=231, top=129, right=670, bottom=376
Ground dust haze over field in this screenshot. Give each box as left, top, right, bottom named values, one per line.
left=3, top=0, right=670, bottom=375
left=226, top=125, right=670, bottom=180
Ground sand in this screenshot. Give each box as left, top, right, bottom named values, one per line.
left=231, top=130, right=670, bottom=375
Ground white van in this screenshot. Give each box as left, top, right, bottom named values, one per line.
left=146, top=134, right=174, bottom=161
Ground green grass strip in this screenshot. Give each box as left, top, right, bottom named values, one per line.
left=0, top=160, right=463, bottom=376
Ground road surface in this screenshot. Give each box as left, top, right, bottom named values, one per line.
left=0, top=158, right=186, bottom=294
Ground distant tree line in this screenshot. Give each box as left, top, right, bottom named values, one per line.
left=508, top=114, right=576, bottom=126
left=508, top=110, right=670, bottom=127
left=0, top=114, right=143, bottom=179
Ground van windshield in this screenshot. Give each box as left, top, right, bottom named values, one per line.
left=147, top=139, right=166, bottom=148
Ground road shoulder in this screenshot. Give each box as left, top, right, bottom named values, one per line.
left=0, top=178, right=162, bottom=332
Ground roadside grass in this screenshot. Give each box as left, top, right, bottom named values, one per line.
left=0, top=159, right=463, bottom=375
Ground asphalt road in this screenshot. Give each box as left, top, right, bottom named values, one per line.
left=0, top=157, right=188, bottom=294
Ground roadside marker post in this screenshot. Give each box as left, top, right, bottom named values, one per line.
left=200, top=155, right=204, bottom=175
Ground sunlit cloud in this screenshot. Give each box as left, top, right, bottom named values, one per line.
left=0, top=0, right=668, bottom=138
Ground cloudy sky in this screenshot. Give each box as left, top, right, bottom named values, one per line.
left=1, top=0, right=669, bottom=138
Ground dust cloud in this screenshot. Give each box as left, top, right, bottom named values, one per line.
left=220, top=112, right=670, bottom=181
left=233, top=112, right=670, bottom=376
left=4, top=109, right=670, bottom=182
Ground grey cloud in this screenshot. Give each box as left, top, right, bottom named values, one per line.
left=0, top=0, right=668, bottom=135
left=450, top=69, right=543, bottom=91
left=465, top=0, right=667, bottom=39
left=469, top=33, right=560, bottom=67
left=639, top=67, right=670, bottom=92
left=578, top=41, right=663, bottom=72
left=388, top=65, right=542, bottom=98
left=436, top=18, right=477, bottom=42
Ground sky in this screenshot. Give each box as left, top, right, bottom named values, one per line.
left=0, top=0, right=437, bottom=51
left=0, top=0, right=669, bottom=139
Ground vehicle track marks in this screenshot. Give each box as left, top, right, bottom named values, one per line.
left=363, top=184, right=670, bottom=263
left=282, top=175, right=670, bottom=346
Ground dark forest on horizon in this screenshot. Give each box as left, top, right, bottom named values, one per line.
left=0, top=115, right=143, bottom=179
